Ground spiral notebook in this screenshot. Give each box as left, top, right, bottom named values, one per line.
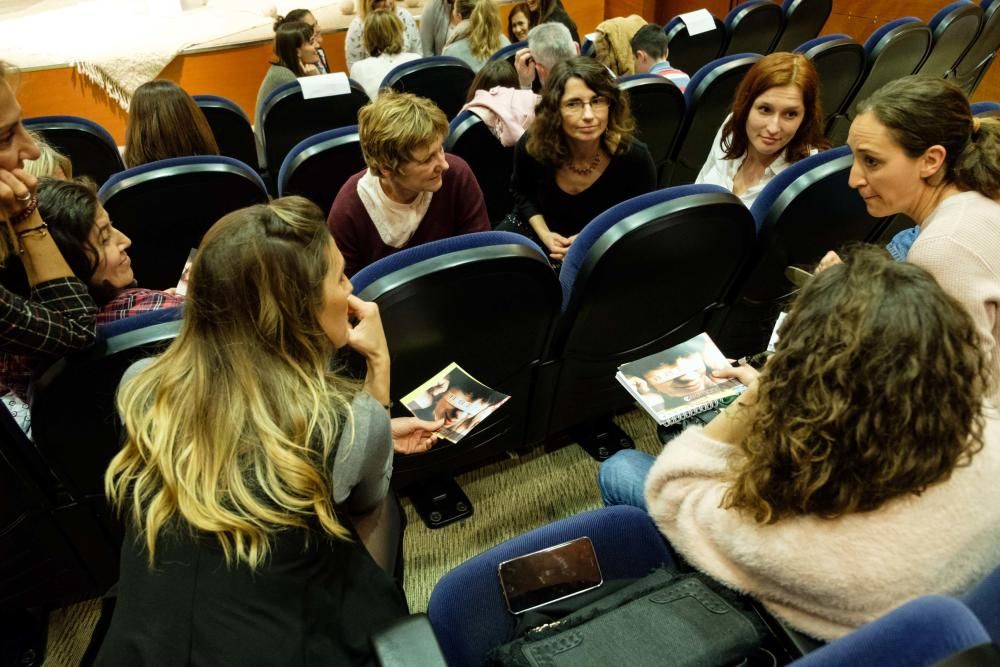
left=616, top=333, right=746, bottom=427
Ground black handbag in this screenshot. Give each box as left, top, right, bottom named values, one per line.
left=487, top=567, right=795, bottom=667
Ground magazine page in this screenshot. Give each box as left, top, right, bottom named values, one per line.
left=402, top=362, right=511, bottom=444
left=618, top=333, right=744, bottom=424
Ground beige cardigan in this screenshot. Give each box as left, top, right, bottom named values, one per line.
left=644, top=414, right=1000, bottom=640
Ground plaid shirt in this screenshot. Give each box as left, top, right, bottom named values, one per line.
left=96, top=288, right=184, bottom=326
left=0, top=277, right=98, bottom=400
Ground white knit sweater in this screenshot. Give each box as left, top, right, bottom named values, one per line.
left=644, top=415, right=1000, bottom=640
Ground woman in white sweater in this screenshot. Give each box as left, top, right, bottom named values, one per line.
left=600, top=247, right=1000, bottom=640
left=350, top=10, right=421, bottom=100
left=345, top=0, right=422, bottom=68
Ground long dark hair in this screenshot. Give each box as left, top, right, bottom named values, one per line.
left=123, top=80, right=219, bottom=168
left=272, top=19, right=313, bottom=76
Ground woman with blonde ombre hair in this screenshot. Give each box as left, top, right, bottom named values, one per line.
left=97, top=196, right=442, bottom=663
left=599, top=246, right=1000, bottom=640
left=345, top=0, right=421, bottom=68
left=442, top=0, right=510, bottom=72
left=350, top=9, right=422, bottom=101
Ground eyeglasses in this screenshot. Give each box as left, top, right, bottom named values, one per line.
left=561, top=96, right=610, bottom=115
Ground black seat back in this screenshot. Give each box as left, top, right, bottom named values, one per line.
left=193, top=94, right=260, bottom=170
left=260, top=80, right=369, bottom=172
left=663, top=15, right=727, bottom=76
left=444, top=112, right=515, bottom=225
left=772, top=0, right=833, bottom=53
left=278, top=126, right=365, bottom=218
left=98, top=157, right=269, bottom=290
left=617, top=75, right=686, bottom=187
left=23, top=115, right=125, bottom=186
left=797, top=35, right=866, bottom=120
left=383, top=56, right=476, bottom=120
left=723, top=0, right=784, bottom=56
left=919, top=1, right=984, bottom=77
left=951, top=0, right=1000, bottom=94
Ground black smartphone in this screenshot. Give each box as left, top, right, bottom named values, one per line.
left=497, top=537, right=603, bottom=615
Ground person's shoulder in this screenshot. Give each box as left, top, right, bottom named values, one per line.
left=444, top=152, right=474, bottom=175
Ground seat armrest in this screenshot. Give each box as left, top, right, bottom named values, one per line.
left=371, top=613, right=448, bottom=667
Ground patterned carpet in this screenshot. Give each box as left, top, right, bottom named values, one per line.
left=43, top=409, right=663, bottom=665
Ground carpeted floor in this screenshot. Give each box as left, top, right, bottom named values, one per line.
left=42, top=409, right=662, bottom=665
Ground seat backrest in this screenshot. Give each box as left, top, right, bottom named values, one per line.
left=795, top=34, right=866, bottom=119
left=31, top=320, right=182, bottom=501
left=260, top=79, right=369, bottom=172
left=616, top=74, right=686, bottom=182
left=98, top=156, right=269, bottom=290
left=918, top=1, right=985, bottom=77
left=278, top=125, right=364, bottom=218
left=723, top=0, right=784, bottom=56
left=668, top=53, right=761, bottom=185
left=444, top=111, right=515, bottom=225
left=23, top=115, right=125, bottom=186
left=952, top=0, right=1000, bottom=89
left=962, top=565, right=1000, bottom=643
left=427, top=506, right=674, bottom=667
left=382, top=56, right=476, bottom=120
left=353, top=231, right=561, bottom=487
left=711, top=146, right=889, bottom=355
left=827, top=18, right=932, bottom=145
left=772, top=0, right=833, bottom=53
left=543, top=185, right=756, bottom=434
left=972, top=100, right=1000, bottom=116
left=192, top=94, right=260, bottom=170
left=489, top=40, right=527, bottom=66
left=663, top=14, right=727, bottom=76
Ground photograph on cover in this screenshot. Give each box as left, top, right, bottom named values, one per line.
left=402, top=363, right=510, bottom=443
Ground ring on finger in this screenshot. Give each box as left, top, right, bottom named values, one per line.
left=15, top=192, right=31, bottom=202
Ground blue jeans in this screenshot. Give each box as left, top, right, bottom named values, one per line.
left=597, top=449, right=656, bottom=511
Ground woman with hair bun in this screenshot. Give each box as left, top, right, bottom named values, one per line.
left=837, top=75, right=1000, bottom=394
left=442, top=0, right=509, bottom=72
left=96, top=197, right=442, bottom=662
left=600, top=246, right=1000, bottom=640
left=696, top=52, right=829, bottom=207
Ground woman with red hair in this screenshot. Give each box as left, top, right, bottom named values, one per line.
left=695, top=52, right=829, bottom=207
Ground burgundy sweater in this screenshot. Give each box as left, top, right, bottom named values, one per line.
left=327, top=154, right=490, bottom=277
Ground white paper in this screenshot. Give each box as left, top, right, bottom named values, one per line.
left=298, top=72, right=351, bottom=99
left=679, top=9, right=716, bottom=36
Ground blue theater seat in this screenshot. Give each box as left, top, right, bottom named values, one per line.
left=794, top=34, right=866, bottom=122
left=381, top=56, right=475, bottom=120
left=444, top=111, right=515, bottom=225
left=972, top=100, right=1000, bottom=115
left=352, top=231, right=561, bottom=526
left=278, top=125, right=364, bottom=218
left=98, top=156, right=268, bottom=290
left=667, top=52, right=761, bottom=185
left=709, top=146, right=892, bottom=358
left=919, top=1, right=985, bottom=78
left=616, top=74, right=685, bottom=187
left=950, top=0, right=1000, bottom=94
left=23, top=115, right=125, bottom=186
left=488, top=40, right=526, bottom=66
left=192, top=94, right=260, bottom=170
left=771, top=0, right=833, bottom=53
left=663, top=13, right=727, bottom=78
left=535, top=185, right=756, bottom=440
left=723, top=0, right=783, bottom=56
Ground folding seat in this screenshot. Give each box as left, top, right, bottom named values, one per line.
left=488, top=40, right=526, bottom=66
left=278, top=125, right=364, bottom=218
left=662, top=13, right=727, bottom=77
left=350, top=231, right=562, bottom=527
left=31, top=320, right=182, bottom=505
left=616, top=74, right=685, bottom=187
left=192, top=94, right=260, bottom=171
left=972, top=100, right=1000, bottom=115
left=535, top=185, right=756, bottom=444
left=722, top=0, right=784, bottom=56
left=666, top=53, right=761, bottom=186
left=23, top=115, right=125, bottom=186
left=258, top=78, right=369, bottom=174
left=98, top=156, right=268, bottom=290
left=918, top=1, right=985, bottom=77
left=771, top=0, right=833, bottom=53
left=949, top=0, right=1000, bottom=94
left=709, top=146, right=892, bottom=358
left=825, top=18, right=933, bottom=145
left=794, top=35, right=866, bottom=122
left=444, top=111, right=515, bottom=225
left=382, top=55, right=476, bottom=120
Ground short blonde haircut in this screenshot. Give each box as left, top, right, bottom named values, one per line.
left=363, top=9, right=404, bottom=57
left=23, top=131, right=73, bottom=179
left=358, top=90, right=449, bottom=175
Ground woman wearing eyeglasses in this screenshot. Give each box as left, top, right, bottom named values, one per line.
left=505, top=57, right=655, bottom=262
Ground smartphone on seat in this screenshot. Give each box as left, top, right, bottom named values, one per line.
left=497, top=536, right=604, bottom=615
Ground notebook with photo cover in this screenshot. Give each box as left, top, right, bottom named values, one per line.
left=402, top=362, right=511, bottom=443
left=617, top=333, right=746, bottom=427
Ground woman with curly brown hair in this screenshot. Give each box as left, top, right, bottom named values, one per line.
left=598, top=246, right=1000, bottom=640
left=505, top=56, right=655, bottom=261
left=695, top=52, right=829, bottom=207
